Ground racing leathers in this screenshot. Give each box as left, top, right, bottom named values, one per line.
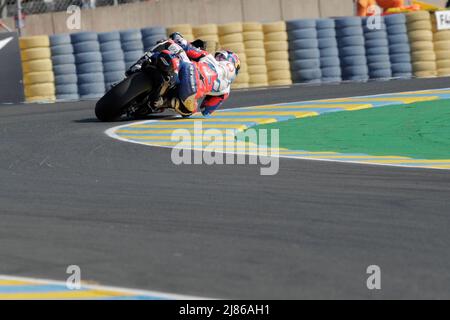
left=151, top=35, right=237, bottom=116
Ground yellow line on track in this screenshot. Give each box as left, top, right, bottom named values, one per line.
left=360, top=159, right=450, bottom=164
left=118, top=129, right=194, bottom=134
left=395, top=90, right=450, bottom=95
left=0, top=290, right=132, bottom=300
left=0, top=280, right=37, bottom=286
left=293, top=155, right=412, bottom=159
left=278, top=151, right=338, bottom=155
left=325, top=96, right=439, bottom=103
left=147, top=118, right=274, bottom=123
left=344, top=104, right=373, bottom=111
left=127, top=124, right=248, bottom=129
left=141, top=141, right=264, bottom=147
left=117, top=130, right=236, bottom=135
left=217, top=111, right=317, bottom=117
left=118, top=136, right=236, bottom=140
left=201, top=118, right=277, bottom=124
left=251, top=104, right=373, bottom=110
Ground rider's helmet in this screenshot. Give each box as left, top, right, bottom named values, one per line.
left=169, top=32, right=188, bottom=48
left=214, top=50, right=241, bottom=75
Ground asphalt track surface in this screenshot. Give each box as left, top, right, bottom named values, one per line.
left=1, top=77, right=450, bottom=299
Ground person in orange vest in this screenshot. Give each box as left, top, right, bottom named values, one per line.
left=356, top=0, right=377, bottom=16
left=356, top=0, right=405, bottom=16
left=376, top=0, right=404, bottom=12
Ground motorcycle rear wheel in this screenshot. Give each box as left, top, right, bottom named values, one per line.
left=95, top=71, right=154, bottom=122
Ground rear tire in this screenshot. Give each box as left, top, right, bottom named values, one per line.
left=95, top=71, right=154, bottom=122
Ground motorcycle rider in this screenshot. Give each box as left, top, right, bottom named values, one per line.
left=128, top=32, right=240, bottom=117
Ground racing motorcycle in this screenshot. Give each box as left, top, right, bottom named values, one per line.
left=95, top=39, right=205, bottom=122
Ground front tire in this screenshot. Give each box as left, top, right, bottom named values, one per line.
left=95, top=71, right=154, bottom=122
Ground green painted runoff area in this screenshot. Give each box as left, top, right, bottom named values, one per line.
left=247, top=99, right=450, bottom=160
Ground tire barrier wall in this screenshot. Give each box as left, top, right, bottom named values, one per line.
left=431, top=15, right=450, bottom=77
left=193, top=24, right=219, bottom=54
left=263, top=21, right=292, bottom=86
left=316, top=18, right=342, bottom=83
left=219, top=22, right=249, bottom=89
left=20, top=35, right=55, bottom=102
left=336, top=17, right=369, bottom=82
left=99, top=31, right=125, bottom=91
left=363, top=16, right=392, bottom=80
left=243, top=22, right=268, bottom=88
left=50, top=34, right=79, bottom=101
left=287, top=19, right=322, bottom=84
left=406, top=11, right=437, bottom=78
left=167, top=25, right=195, bottom=42
left=17, top=12, right=450, bottom=102
left=385, top=13, right=413, bottom=79
left=71, top=32, right=105, bottom=99
left=142, top=26, right=167, bottom=52
left=120, top=29, right=145, bottom=70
